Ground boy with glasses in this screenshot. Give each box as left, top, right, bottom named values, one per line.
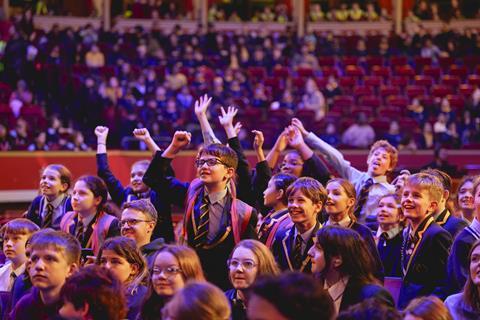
left=143, top=131, right=258, bottom=290
left=120, top=199, right=165, bottom=267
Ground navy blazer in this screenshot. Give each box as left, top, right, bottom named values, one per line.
left=398, top=222, right=452, bottom=309
left=447, top=226, right=479, bottom=294
left=340, top=279, right=395, bottom=311
left=271, top=222, right=321, bottom=273
left=435, top=209, right=468, bottom=239
left=97, top=153, right=175, bottom=242
left=25, top=195, right=72, bottom=229
left=377, top=229, right=403, bottom=277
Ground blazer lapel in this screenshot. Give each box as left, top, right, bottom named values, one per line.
left=299, top=221, right=321, bottom=272
left=281, top=226, right=295, bottom=271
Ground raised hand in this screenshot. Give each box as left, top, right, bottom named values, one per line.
left=170, top=131, right=192, bottom=150
left=252, top=130, right=264, bottom=151
left=291, top=118, right=308, bottom=137
left=194, top=94, right=213, bottom=117
left=286, top=125, right=305, bottom=149
left=94, top=126, right=109, bottom=144
left=218, top=106, right=238, bottom=128
left=234, top=122, right=243, bottom=136
left=133, top=128, right=151, bottom=142
left=274, top=129, right=289, bottom=152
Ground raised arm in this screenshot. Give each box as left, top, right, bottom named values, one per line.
left=95, top=126, right=126, bottom=206
left=292, top=118, right=360, bottom=180
left=133, top=128, right=161, bottom=156
left=194, top=94, right=221, bottom=145
left=252, top=130, right=272, bottom=214
left=265, top=129, right=288, bottom=169
left=252, top=130, right=266, bottom=163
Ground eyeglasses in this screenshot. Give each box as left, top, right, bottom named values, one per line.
left=227, top=259, right=257, bottom=270
left=152, top=266, right=183, bottom=277
left=195, top=158, right=225, bottom=168
left=120, top=219, right=152, bottom=227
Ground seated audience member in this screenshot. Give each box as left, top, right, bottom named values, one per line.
left=59, top=265, right=127, bottom=320
left=456, top=176, right=477, bottom=223
left=142, top=131, right=258, bottom=290
left=162, top=282, right=231, bottom=320
left=341, top=113, right=375, bottom=149
left=246, top=272, right=334, bottom=320
left=97, top=126, right=175, bottom=242
left=309, top=226, right=393, bottom=315
left=448, top=178, right=480, bottom=294
left=97, top=237, right=148, bottom=320
left=60, top=175, right=120, bottom=255
left=272, top=177, right=325, bottom=273
left=258, top=173, right=297, bottom=248
left=140, top=244, right=205, bottom=320
left=10, top=230, right=81, bottom=319
left=375, top=193, right=404, bottom=277
left=293, top=118, right=397, bottom=224
left=323, top=178, right=383, bottom=279
left=403, top=296, right=453, bottom=320
left=225, top=240, right=280, bottom=320
left=423, top=169, right=468, bottom=238
left=0, top=219, right=39, bottom=291
left=26, top=164, right=73, bottom=229
left=337, top=298, right=402, bottom=320
left=398, top=173, right=453, bottom=309
left=445, top=240, right=480, bottom=319
left=120, top=199, right=164, bottom=267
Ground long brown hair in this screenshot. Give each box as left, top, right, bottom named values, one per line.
left=464, top=240, right=480, bottom=311
left=229, top=240, right=280, bottom=278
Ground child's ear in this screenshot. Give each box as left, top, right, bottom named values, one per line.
left=224, top=167, right=235, bottom=180
left=314, top=201, right=323, bottom=213
left=67, top=263, right=79, bottom=278
left=130, top=263, right=139, bottom=277
left=346, top=197, right=355, bottom=208
left=428, top=200, right=439, bottom=214
left=79, top=303, right=90, bottom=318
left=60, top=182, right=69, bottom=193
left=93, top=196, right=102, bottom=207
left=275, top=189, right=284, bottom=201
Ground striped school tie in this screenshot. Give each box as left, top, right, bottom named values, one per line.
left=292, top=234, right=303, bottom=270
left=353, top=178, right=374, bottom=218
left=193, top=196, right=210, bottom=248
left=42, top=203, right=54, bottom=228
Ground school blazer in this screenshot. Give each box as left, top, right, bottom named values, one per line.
left=271, top=222, right=321, bottom=273
left=398, top=222, right=452, bottom=309
left=340, top=279, right=395, bottom=312
left=447, top=227, right=478, bottom=294
left=435, top=209, right=468, bottom=239
left=25, top=195, right=72, bottom=230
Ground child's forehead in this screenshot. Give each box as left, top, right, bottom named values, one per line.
left=198, top=154, right=220, bottom=160
left=42, top=168, right=61, bottom=177
left=371, top=147, right=390, bottom=156
left=31, top=245, right=66, bottom=257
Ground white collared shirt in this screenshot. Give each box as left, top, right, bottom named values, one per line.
left=325, top=276, right=349, bottom=314
left=42, top=193, right=67, bottom=224
left=325, top=215, right=352, bottom=228
left=0, top=262, right=26, bottom=291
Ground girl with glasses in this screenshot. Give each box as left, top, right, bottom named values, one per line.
left=225, top=240, right=280, bottom=320
left=140, top=245, right=205, bottom=320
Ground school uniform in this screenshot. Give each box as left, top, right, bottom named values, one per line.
left=251, top=160, right=272, bottom=215
left=225, top=289, right=246, bottom=320
left=140, top=238, right=165, bottom=268
left=447, top=218, right=480, bottom=294
left=398, top=216, right=453, bottom=309
left=227, top=136, right=256, bottom=207
left=96, top=153, right=175, bottom=242
left=376, top=226, right=404, bottom=277
left=126, top=285, right=148, bottom=320
left=325, top=217, right=385, bottom=281
left=445, top=292, right=480, bottom=320
left=60, top=211, right=121, bottom=255
left=258, top=208, right=292, bottom=248
left=143, top=152, right=258, bottom=290
left=25, top=194, right=72, bottom=229
left=434, top=209, right=468, bottom=239
left=10, top=287, right=63, bottom=320
left=271, top=221, right=321, bottom=273
left=338, top=278, right=395, bottom=312
left=0, top=262, right=25, bottom=292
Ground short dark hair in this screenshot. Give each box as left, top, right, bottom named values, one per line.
left=337, top=298, right=402, bottom=320
left=61, top=265, right=127, bottom=320
left=270, top=173, right=297, bottom=205
left=286, top=177, right=327, bottom=205
left=76, top=175, right=108, bottom=209
left=197, top=143, right=238, bottom=170
left=247, top=272, right=334, bottom=320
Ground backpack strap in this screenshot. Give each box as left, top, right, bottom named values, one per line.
left=59, top=211, right=76, bottom=233
left=466, top=226, right=480, bottom=240
left=91, top=212, right=116, bottom=255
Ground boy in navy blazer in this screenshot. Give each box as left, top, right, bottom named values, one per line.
left=398, top=173, right=453, bottom=309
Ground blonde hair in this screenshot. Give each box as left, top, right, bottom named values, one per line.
left=368, top=140, right=398, bottom=172
left=164, top=282, right=230, bottom=320
left=403, top=296, right=452, bottom=320
left=405, top=173, right=444, bottom=204
left=229, top=240, right=280, bottom=277
left=29, top=229, right=81, bottom=265
left=326, top=178, right=357, bottom=221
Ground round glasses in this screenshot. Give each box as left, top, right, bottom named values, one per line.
left=227, top=259, right=257, bottom=270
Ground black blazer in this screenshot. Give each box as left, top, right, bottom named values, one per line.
left=435, top=209, right=468, bottom=239
left=377, top=229, right=403, bottom=278
left=340, top=279, right=395, bottom=312
left=271, top=222, right=321, bottom=273
left=398, top=222, right=452, bottom=309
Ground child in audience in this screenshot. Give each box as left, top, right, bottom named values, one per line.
left=271, top=177, right=325, bottom=273
left=448, top=178, right=480, bottom=294
left=293, top=118, right=397, bottom=225
left=398, top=173, right=452, bottom=309
left=59, top=265, right=127, bottom=320
left=445, top=240, right=480, bottom=319
left=375, top=193, right=404, bottom=277
left=258, top=173, right=297, bottom=248
left=161, top=282, right=231, bottom=320
left=60, top=175, right=120, bottom=255
left=97, top=236, right=148, bottom=320
left=308, top=226, right=393, bottom=314
left=96, top=125, right=175, bottom=242
left=225, top=240, right=280, bottom=320
left=403, top=296, right=453, bottom=320
left=0, top=219, right=39, bottom=291
left=26, top=164, right=73, bottom=229
left=142, top=131, right=258, bottom=289
left=120, top=199, right=164, bottom=267
left=456, top=176, right=477, bottom=223
left=140, top=244, right=205, bottom=320
left=10, top=230, right=81, bottom=319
